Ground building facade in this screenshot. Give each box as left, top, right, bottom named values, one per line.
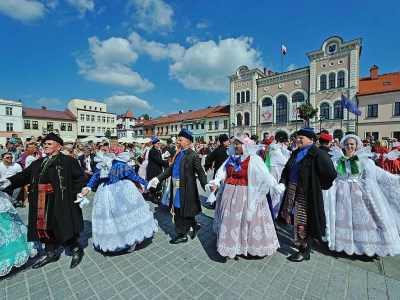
left=0, top=98, right=23, bottom=145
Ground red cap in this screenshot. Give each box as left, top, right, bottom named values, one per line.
left=319, top=133, right=333, bottom=142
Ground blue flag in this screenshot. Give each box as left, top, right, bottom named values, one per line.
left=216, top=114, right=220, bottom=129
left=341, top=94, right=361, bottom=116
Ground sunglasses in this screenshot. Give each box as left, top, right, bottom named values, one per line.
left=4, top=157, right=13, bottom=159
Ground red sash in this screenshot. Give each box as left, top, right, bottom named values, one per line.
left=37, top=183, right=53, bottom=240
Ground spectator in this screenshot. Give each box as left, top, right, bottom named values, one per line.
left=0, top=141, right=22, bottom=163
left=0, top=152, right=23, bottom=207
left=25, top=146, right=40, bottom=168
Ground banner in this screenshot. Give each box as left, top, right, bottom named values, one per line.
left=260, top=106, right=273, bottom=123
left=290, top=102, right=304, bottom=121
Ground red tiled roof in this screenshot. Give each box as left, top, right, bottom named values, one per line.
left=185, top=106, right=217, bottom=120
left=207, top=105, right=230, bottom=117
left=22, top=107, right=76, bottom=120
left=154, top=114, right=180, bottom=125
left=358, top=71, right=400, bottom=96
left=124, top=108, right=134, bottom=118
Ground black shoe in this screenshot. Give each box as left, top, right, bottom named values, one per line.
left=312, top=238, right=320, bottom=247
left=169, top=234, right=188, bottom=244
left=191, top=223, right=202, bottom=240
left=287, top=250, right=310, bottom=262
left=127, top=244, right=137, bottom=253
left=209, top=202, right=216, bottom=209
left=70, top=247, right=84, bottom=269
left=233, top=255, right=240, bottom=261
left=32, top=251, right=60, bottom=269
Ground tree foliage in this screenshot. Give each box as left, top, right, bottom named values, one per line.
left=141, top=114, right=150, bottom=120
left=104, top=130, right=111, bottom=138
left=298, top=103, right=319, bottom=126
left=250, top=134, right=259, bottom=141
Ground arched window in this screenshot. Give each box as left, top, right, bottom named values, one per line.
left=329, top=73, right=336, bottom=89
left=276, top=95, right=288, bottom=123
left=244, top=112, right=250, bottom=125
left=246, top=91, right=250, bottom=102
left=292, top=92, right=305, bottom=103
left=333, top=101, right=343, bottom=119
left=333, top=129, right=343, bottom=140
left=241, top=92, right=245, bottom=103
left=236, top=92, right=240, bottom=104
left=262, top=97, right=272, bottom=107
left=236, top=114, right=242, bottom=125
left=320, top=75, right=327, bottom=90
left=337, top=71, right=345, bottom=87
left=320, top=103, right=330, bottom=119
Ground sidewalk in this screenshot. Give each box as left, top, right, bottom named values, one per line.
left=2, top=174, right=399, bottom=300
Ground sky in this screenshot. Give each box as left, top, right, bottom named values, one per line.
left=1, top=0, right=399, bottom=118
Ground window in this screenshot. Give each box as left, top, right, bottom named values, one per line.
left=367, top=104, right=378, bottom=117
left=68, top=123, right=72, bottom=131
left=337, top=71, right=345, bottom=87
left=224, top=120, right=228, bottom=129
left=320, top=103, right=330, bottom=119
left=81, top=126, right=85, bottom=133
left=367, top=132, right=379, bottom=141
left=47, top=122, right=53, bottom=130
left=111, top=118, right=115, bottom=123
left=215, top=121, right=218, bottom=129
left=333, top=130, right=343, bottom=140
left=241, top=92, right=245, bottom=103
left=292, top=92, right=304, bottom=103
left=100, top=108, right=103, bottom=112
left=171, top=125, right=173, bottom=131
left=236, top=114, right=242, bottom=125
left=86, top=115, right=90, bottom=121
left=84, top=105, right=86, bottom=109
left=276, top=95, right=288, bottom=123
left=102, top=117, right=106, bottom=122
left=262, top=97, right=272, bottom=107
left=6, top=107, right=12, bottom=115
left=393, top=132, right=400, bottom=140
left=180, top=124, right=183, bottom=129
left=86, top=126, right=90, bottom=133
left=395, top=102, right=400, bottom=115
left=334, top=102, right=343, bottom=119
left=60, top=123, right=66, bottom=131
left=320, top=75, right=327, bottom=90
left=97, top=127, right=101, bottom=133
left=80, top=114, right=85, bottom=121
left=244, top=112, right=250, bottom=126
left=89, top=106, right=92, bottom=110
left=6, top=123, right=13, bottom=131
left=97, top=116, right=101, bottom=122
left=194, top=123, right=198, bottom=130
left=91, top=127, right=95, bottom=133
left=24, top=120, right=30, bottom=129
left=209, top=136, right=213, bottom=141
left=95, top=107, right=97, bottom=111
left=91, top=115, right=95, bottom=122
left=107, top=117, right=110, bottom=123
left=175, top=125, right=177, bottom=131
left=236, top=93, right=240, bottom=104
left=329, top=73, right=336, bottom=89
left=33, top=121, right=38, bottom=129
left=246, top=91, right=250, bottom=102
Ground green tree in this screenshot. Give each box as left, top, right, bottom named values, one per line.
left=141, top=114, right=150, bottom=120
left=104, top=130, right=111, bottom=139
left=298, top=103, right=319, bottom=126
left=250, top=134, right=259, bottom=141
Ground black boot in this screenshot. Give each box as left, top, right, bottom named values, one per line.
left=32, top=251, right=60, bottom=269
left=287, top=249, right=310, bottom=262
left=70, top=247, right=84, bottom=269
left=169, top=234, right=188, bottom=244
left=191, top=222, right=202, bottom=240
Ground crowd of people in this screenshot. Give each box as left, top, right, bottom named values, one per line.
left=1, top=127, right=400, bottom=276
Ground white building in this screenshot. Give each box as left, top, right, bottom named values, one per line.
left=68, top=98, right=118, bottom=139
left=0, top=98, right=23, bottom=145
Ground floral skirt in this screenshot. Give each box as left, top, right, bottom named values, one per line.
left=213, top=184, right=279, bottom=258
left=0, top=194, right=37, bottom=276
left=92, top=180, right=158, bottom=252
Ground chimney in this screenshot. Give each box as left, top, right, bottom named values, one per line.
left=370, top=65, right=378, bottom=80
left=189, top=110, right=193, bottom=112
left=268, top=70, right=274, bottom=76
left=263, top=68, right=267, bottom=75
left=41, top=106, right=46, bottom=110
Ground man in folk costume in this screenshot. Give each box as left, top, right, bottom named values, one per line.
left=318, top=133, right=333, bottom=155
left=148, top=129, right=208, bottom=244
left=199, top=141, right=211, bottom=167
left=0, top=133, right=87, bottom=269
left=278, top=127, right=336, bottom=262
left=163, top=138, right=176, bottom=163
left=146, top=137, right=169, bottom=203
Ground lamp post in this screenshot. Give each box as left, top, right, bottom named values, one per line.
left=315, top=115, right=325, bottom=133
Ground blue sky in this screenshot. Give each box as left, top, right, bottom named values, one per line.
left=1, top=0, right=399, bottom=117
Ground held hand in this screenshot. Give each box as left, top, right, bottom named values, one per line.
left=81, top=189, right=89, bottom=197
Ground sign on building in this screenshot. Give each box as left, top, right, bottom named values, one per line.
left=260, top=106, right=273, bottom=123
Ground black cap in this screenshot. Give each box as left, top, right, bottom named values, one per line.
left=42, top=133, right=64, bottom=145
left=218, top=134, right=229, bottom=143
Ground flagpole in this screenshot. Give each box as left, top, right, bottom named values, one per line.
left=281, top=42, right=283, bottom=73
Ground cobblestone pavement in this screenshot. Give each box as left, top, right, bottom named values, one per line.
left=2, top=173, right=400, bottom=300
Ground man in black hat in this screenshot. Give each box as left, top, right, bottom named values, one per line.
left=149, top=129, right=208, bottom=244
left=147, top=137, right=169, bottom=203
left=278, top=127, right=336, bottom=262
left=204, top=134, right=230, bottom=208
left=0, top=132, right=87, bottom=269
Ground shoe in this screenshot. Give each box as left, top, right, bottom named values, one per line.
left=70, top=247, right=84, bottom=269
left=127, top=244, right=137, bottom=253
left=233, top=255, right=240, bottom=261
left=32, top=251, right=60, bottom=269
left=191, top=223, right=202, bottom=240
left=209, top=202, right=216, bottom=209
left=287, top=250, right=310, bottom=262
left=312, top=238, right=320, bottom=247
left=169, top=234, right=188, bottom=244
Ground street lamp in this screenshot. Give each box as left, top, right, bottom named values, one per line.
left=315, top=115, right=325, bottom=133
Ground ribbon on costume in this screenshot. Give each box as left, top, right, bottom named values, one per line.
left=224, top=155, right=242, bottom=172
left=337, top=155, right=359, bottom=175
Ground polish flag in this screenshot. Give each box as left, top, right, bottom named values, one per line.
left=282, top=44, right=287, bottom=55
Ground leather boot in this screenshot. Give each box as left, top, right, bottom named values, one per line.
left=32, top=251, right=60, bottom=269
left=70, top=247, right=84, bottom=269
left=287, top=249, right=310, bottom=262
left=169, top=234, right=188, bottom=244
left=191, top=222, right=202, bottom=240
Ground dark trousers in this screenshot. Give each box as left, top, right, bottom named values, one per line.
left=42, top=229, right=79, bottom=253
left=173, top=207, right=196, bottom=235
left=299, top=236, right=313, bottom=253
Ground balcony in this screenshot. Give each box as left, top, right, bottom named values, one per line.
left=42, top=128, right=59, bottom=135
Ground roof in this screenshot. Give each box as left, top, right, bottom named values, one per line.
left=358, top=71, right=400, bottom=96
left=153, top=113, right=179, bottom=125
left=185, top=106, right=217, bottom=121
left=206, top=105, right=230, bottom=117
left=124, top=108, right=134, bottom=118
left=22, top=107, right=76, bottom=120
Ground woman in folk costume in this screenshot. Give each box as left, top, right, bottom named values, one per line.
left=80, top=145, right=158, bottom=253
left=209, top=135, right=285, bottom=259
left=137, top=142, right=152, bottom=193
left=0, top=191, right=37, bottom=276
left=324, top=134, right=400, bottom=257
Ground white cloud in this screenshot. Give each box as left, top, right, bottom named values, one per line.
left=287, top=63, right=296, bottom=71
left=37, top=97, right=62, bottom=106
left=169, top=36, right=263, bottom=92
left=127, top=0, right=174, bottom=35
left=45, top=0, right=59, bottom=10
left=105, top=24, right=110, bottom=30
left=0, top=0, right=45, bottom=21
left=66, top=0, right=94, bottom=18
left=104, top=94, right=152, bottom=111
left=196, top=19, right=211, bottom=29
left=185, top=35, right=199, bottom=45
left=89, top=36, right=138, bottom=65
left=172, top=98, right=180, bottom=103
